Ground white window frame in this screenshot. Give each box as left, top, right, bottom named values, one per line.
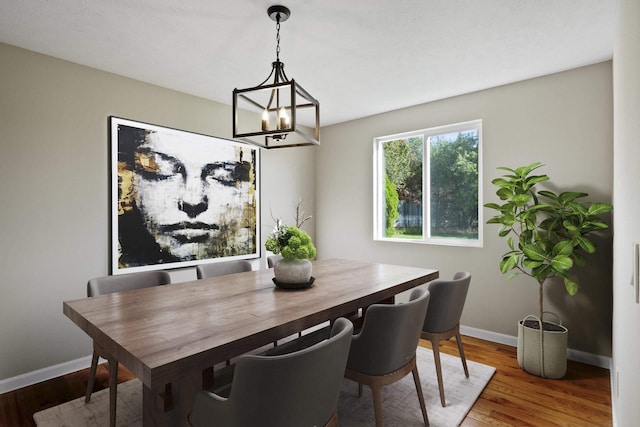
left=373, top=119, right=483, bottom=248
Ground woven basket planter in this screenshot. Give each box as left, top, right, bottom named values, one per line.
left=517, top=313, right=568, bottom=379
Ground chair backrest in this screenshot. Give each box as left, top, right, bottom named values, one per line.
left=196, top=260, right=252, bottom=279
left=347, top=287, right=430, bottom=376
left=267, top=255, right=283, bottom=268
left=189, top=317, right=353, bottom=427
left=87, top=270, right=171, bottom=297
left=423, top=271, right=471, bottom=334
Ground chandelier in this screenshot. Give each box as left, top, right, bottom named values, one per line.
left=232, top=5, right=320, bottom=149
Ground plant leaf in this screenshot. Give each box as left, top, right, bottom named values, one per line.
left=588, top=203, right=613, bottom=216
left=484, top=203, right=503, bottom=210
left=577, top=236, right=596, bottom=253
left=522, top=258, right=543, bottom=269
left=491, top=178, right=514, bottom=188
left=552, top=240, right=574, bottom=257
left=496, top=188, right=513, bottom=200
left=564, top=277, right=579, bottom=296
left=522, top=244, right=546, bottom=261
left=559, top=191, right=589, bottom=204
left=551, top=254, right=573, bottom=273
left=513, top=193, right=532, bottom=206
left=538, top=190, right=559, bottom=200
left=532, top=264, right=553, bottom=282
left=525, top=175, right=550, bottom=186
left=500, top=254, right=519, bottom=273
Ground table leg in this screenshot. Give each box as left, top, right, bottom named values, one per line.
left=143, top=384, right=174, bottom=427
left=142, top=369, right=204, bottom=427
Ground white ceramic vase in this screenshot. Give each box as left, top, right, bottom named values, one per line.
left=273, top=258, right=312, bottom=284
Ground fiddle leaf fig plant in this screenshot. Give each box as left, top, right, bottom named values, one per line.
left=485, top=162, right=612, bottom=322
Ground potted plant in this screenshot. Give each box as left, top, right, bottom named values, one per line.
left=265, top=220, right=317, bottom=286
left=485, top=162, right=612, bottom=378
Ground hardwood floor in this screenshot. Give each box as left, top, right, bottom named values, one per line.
left=429, top=336, right=612, bottom=427
left=0, top=335, right=612, bottom=426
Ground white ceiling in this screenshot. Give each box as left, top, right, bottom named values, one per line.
left=0, top=0, right=616, bottom=126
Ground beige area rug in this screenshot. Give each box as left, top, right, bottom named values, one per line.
left=34, top=346, right=495, bottom=427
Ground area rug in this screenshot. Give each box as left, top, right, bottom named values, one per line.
left=34, top=346, right=495, bottom=427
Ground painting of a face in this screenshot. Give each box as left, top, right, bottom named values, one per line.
left=112, top=117, right=259, bottom=273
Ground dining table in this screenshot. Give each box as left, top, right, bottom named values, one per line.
left=63, top=258, right=439, bottom=426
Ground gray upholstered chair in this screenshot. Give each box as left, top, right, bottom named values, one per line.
left=189, top=318, right=353, bottom=427
left=344, top=288, right=430, bottom=427
left=267, top=254, right=283, bottom=268
left=85, top=270, right=171, bottom=427
left=196, top=260, right=252, bottom=279
left=421, top=271, right=471, bottom=407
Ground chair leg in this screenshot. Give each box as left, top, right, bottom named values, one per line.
left=370, top=383, right=384, bottom=427
left=324, top=409, right=339, bottom=427
left=84, top=350, right=100, bottom=403
left=431, top=338, right=447, bottom=407
left=108, top=357, right=118, bottom=427
left=455, top=331, right=469, bottom=378
left=411, top=365, right=429, bottom=426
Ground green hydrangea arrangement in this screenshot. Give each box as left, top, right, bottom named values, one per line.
left=265, top=222, right=317, bottom=260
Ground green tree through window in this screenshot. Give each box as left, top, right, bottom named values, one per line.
left=374, top=120, right=482, bottom=246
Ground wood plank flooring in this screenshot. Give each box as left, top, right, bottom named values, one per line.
left=0, top=335, right=612, bottom=426
left=433, top=336, right=612, bottom=427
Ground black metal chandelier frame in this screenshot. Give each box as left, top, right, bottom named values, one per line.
left=232, top=5, right=320, bottom=149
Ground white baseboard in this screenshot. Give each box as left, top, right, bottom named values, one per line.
left=460, top=325, right=517, bottom=347
left=460, top=325, right=612, bottom=369
left=0, top=355, right=92, bottom=394
left=0, top=325, right=612, bottom=395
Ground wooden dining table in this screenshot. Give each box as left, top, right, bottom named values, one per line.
left=63, top=258, right=439, bottom=426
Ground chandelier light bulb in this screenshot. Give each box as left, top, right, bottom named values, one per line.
left=279, top=106, right=289, bottom=130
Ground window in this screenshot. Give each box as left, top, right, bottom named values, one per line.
left=373, top=120, right=482, bottom=247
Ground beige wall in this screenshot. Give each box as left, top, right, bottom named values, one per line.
left=0, top=40, right=614, bottom=386
left=612, top=0, right=640, bottom=424
left=0, top=42, right=316, bottom=381
left=317, top=62, right=614, bottom=357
